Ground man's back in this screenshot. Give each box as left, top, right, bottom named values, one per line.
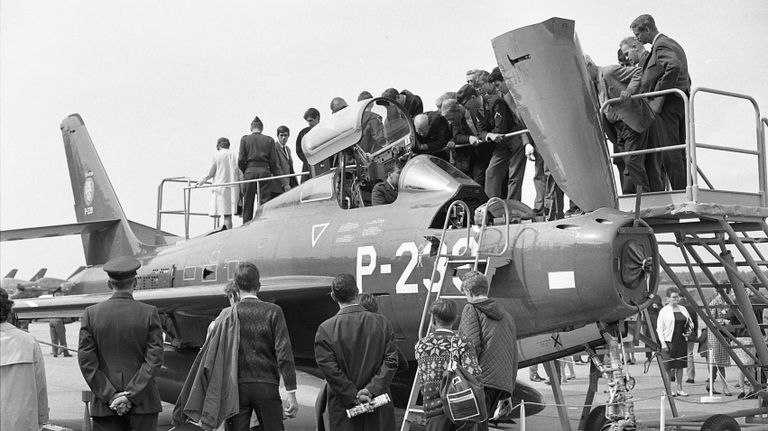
left=1, top=322, right=48, bottom=430
left=238, top=132, right=282, bottom=176
left=315, top=304, right=399, bottom=431
left=79, top=291, right=164, bottom=415
left=236, top=298, right=297, bottom=388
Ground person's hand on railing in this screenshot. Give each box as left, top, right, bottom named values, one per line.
left=195, top=178, right=208, bottom=187
left=648, top=97, right=664, bottom=114
left=468, top=135, right=481, bottom=146
left=619, top=90, right=631, bottom=103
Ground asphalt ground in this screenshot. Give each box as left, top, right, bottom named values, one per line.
left=28, top=321, right=768, bottom=430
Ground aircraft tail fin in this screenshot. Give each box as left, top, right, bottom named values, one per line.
left=3, top=269, right=18, bottom=279
left=61, top=114, right=151, bottom=265
left=30, top=268, right=47, bottom=282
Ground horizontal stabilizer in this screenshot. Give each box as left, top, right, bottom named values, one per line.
left=128, top=220, right=181, bottom=246
left=0, top=220, right=120, bottom=242
left=13, top=275, right=334, bottom=320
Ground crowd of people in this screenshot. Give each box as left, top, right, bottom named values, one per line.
left=0, top=13, right=762, bottom=431
left=197, top=13, right=693, bottom=229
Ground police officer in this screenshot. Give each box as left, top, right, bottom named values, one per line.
left=78, top=256, right=164, bottom=430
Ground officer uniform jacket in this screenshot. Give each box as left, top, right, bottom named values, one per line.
left=78, top=290, right=164, bottom=416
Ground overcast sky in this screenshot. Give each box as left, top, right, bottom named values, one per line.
left=2, top=1, right=766, bottom=278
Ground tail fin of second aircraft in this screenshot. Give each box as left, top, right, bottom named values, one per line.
left=3, top=269, right=18, bottom=279
left=61, top=114, right=149, bottom=265
left=30, top=268, right=47, bottom=282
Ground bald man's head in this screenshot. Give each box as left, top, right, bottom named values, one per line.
left=330, top=97, right=348, bottom=113
left=414, top=114, right=429, bottom=135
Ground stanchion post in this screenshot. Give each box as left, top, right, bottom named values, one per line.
left=659, top=393, right=666, bottom=429
left=701, top=348, right=722, bottom=403
left=519, top=400, right=525, bottom=431
left=82, top=390, right=93, bottom=431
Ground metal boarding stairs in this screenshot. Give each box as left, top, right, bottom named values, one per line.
left=600, top=86, right=768, bottom=422
left=400, top=197, right=511, bottom=431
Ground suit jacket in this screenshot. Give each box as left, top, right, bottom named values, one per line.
left=598, top=65, right=655, bottom=134
left=314, top=304, right=399, bottom=431
left=371, top=180, right=398, bottom=206
left=78, top=290, right=164, bottom=416
left=415, top=111, right=451, bottom=160
left=630, top=34, right=690, bottom=110
left=272, top=144, right=298, bottom=193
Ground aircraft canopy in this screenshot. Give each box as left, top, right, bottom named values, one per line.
left=302, top=97, right=414, bottom=165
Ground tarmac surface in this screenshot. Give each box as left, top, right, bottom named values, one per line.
left=30, top=321, right=768, bottom=430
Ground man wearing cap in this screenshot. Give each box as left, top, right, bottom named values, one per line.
left=238, top=116, right=289, bottom=223
left=314, top=274, right=399, bottom=431
left=78, top=255, right=164, bottom=430
left=1, top=288, right=49, bottom=430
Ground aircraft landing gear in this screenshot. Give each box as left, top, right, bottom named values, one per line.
left=584, top=323, right=637, bottom=431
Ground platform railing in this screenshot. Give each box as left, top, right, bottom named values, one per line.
left=157, top=171, right=306, bottom=240
left=691, top=87, right=766, bottom=207
left=601, top=87, right=767, bottom=207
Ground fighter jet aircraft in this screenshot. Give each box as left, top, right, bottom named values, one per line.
left=0, top=267, right=48, bottom=296
left=3, top=18, right=659, bottom=418
left=10, top=272, right=79, bottom=299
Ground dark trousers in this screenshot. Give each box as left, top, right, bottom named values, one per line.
left=49, top=318, right=69, bottom=356
left=654, top=96, right=687, bottom=190
left=226, top=382, right=283, bottom=431
left=532, top=152, right=546, bottom=212
left=92, top=413, right=158, bottom=431
left=614, top=121, right=663, bottom=194
left=484, top=136, right=526, bottom=200
left=242, top=168, right=273, bottom=223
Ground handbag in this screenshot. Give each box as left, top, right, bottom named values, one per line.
left=440, top=335, right=487, bottom=424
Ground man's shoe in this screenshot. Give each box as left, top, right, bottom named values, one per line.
left=685, top=378, right=695, bottom=384
left=530, top=374, right=546, bottom=382
left=738, top=392, right=746, bottom=399
left=63, top=353, right=72, bottom=357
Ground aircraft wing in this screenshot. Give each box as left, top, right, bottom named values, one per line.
left=0, top=220, right=120, bottom=242
left=12, top=275, right=334, bottom=320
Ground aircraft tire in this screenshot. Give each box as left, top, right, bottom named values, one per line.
left=700, top=414, right=740, bottom=431
left=583, top=405, right=610, bottom=431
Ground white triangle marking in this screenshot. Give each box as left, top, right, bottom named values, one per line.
left=312, top=223, right=329, bottom=247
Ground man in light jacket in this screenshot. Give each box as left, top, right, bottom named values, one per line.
left=1, top=288, right=49, bottom=431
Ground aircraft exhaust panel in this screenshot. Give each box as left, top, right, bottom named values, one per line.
left=491, top=18, right=617, bottom=212
left=491, top=208, right=659, bottom=336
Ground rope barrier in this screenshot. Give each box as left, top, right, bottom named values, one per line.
left=35, top=338, right=77, bottom=354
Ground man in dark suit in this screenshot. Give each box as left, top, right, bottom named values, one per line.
left=371, top=166, right=400, bottom=206
left=271, top=125, right=298, bottom=200
left=238, top=116, right=289, bottom=222
left=78, top=256, right=164, bottom=430
left=484, top=67, right=529, bottom=201
left=296, top=108, right=320, bottom=183
left=314, top=274, right=399, bottom=431
left=413, top=111, right=452, bottom=161
left=624, top=14, right=691, bottom=190
left=585, top=56, right=663, bottom=194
